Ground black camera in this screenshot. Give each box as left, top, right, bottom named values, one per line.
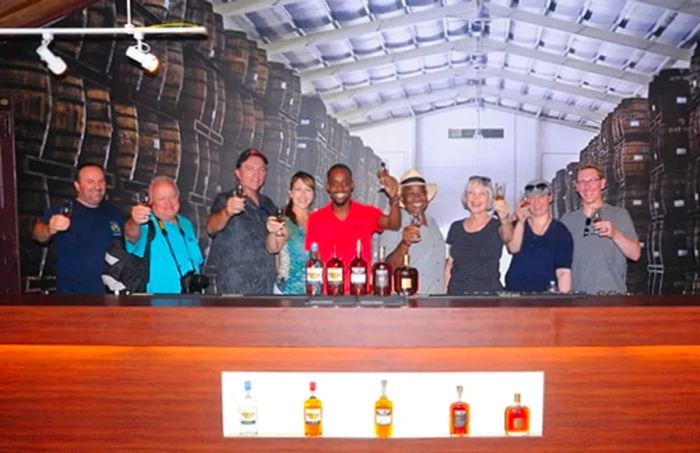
left=180, top=271, right=210, bottom=294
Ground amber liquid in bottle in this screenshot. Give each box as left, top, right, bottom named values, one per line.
left=394, top=254, right=418, bottom=295
left=349, top=239, right=368, bottom=296
left=450, top=385, right=469, bottom=436
left=374, top=379, right=393, bottom=438
left=505, top=392, right=530, bottom=436
left=304, top=381, right=323, bottom=437
left=325, top=245, right=344, bottom=296
left=306, top=242, right=323, bottom=296
left=372, top=246, right=392, bottom=296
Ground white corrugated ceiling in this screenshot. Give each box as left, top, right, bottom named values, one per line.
left=213, top=0, right=700, bottom=131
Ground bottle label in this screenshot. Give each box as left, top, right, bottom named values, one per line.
left=239, top=408, right=257, bottom=425
left=327, top=268, right=343, bottom=283
left=307, top=267, right=322, bottom=283
left=374, top=269, right=389, bottom=288
left=512, top=416, right=524, bottom=429
left=401, top=277, right=412, bottom=289
left=375, top=408, right=392, bottom=426
left=304, top=408, right=322, bottom=425
left=453, top=409, right=467, bottom=429
left=350, top=267, right=366, bottom=284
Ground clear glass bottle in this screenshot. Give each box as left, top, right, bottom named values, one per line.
left=450, top=385, right=469, bottom=436
left=325, top=244, right=344, bottom=296
left=305, top=242, right=323, bottom=296
left=239, top=380, right=258, bottom=436
left=374, top=379, right=393, bottom=438
left=372, top=246, right=392, bottom=296
left=504, top=392, right=530, bottom=436
left=304, top=381, right=323, bottom=437
left=349, top=239, right=368, bottom=296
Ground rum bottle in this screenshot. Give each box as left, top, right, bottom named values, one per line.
left=394, top=254, right=418, bottom=295
left=372, top=246, right=392, bottom=296
left=304, top=381, right=323, bottom=437
left=325, top=244, right=344, bottom=296
left=504, top=392, right=530, bottom=436
left=449, top=385, right=469, bottom=436
left=374, top=379, right=393, bottom=438
left=239, top=380, right=258, bottom=436
left=349, top=239, right=368, bottom=296
left=306, top=242, right=323, bottom=296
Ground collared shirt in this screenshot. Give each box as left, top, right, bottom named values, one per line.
left=208, top=190, right=277, bottom=294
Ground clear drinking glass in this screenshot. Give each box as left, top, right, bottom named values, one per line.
left=275, top=207, right=285, bottom=236
left=494, top=183, right=506, bottom=201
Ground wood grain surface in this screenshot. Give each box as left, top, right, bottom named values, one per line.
left=1, top=297, right=700, bottom=451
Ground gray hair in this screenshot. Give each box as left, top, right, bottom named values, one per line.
left=149, top=176, right=180, bottom=198
left=462, top=177, right=494, bottom=211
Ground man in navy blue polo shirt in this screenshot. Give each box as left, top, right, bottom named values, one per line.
left=33, top=163, right=124, bottom=294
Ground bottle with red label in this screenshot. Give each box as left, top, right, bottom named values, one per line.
left=349, top=239, right=368, bottom=296
left=450, top=385, right=469, bottom=436
left=305, top=242, right=323, bottom=296
left=325, top=244, right=344, bottom=296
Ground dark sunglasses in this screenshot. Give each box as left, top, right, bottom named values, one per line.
left=469, top=175, right=491, bottom=183
left=525, top=183, right=549, bottom=192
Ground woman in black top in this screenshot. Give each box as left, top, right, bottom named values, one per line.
left=444, top=176, right=513, bottom=294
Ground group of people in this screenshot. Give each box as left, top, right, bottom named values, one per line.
left=33, top=148, right=641, bottom=297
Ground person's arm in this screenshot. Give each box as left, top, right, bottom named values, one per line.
left=385, top=231, right=411, bottom=271
left=32, top=213, right=69, bottom=244
left=494, top=199, right=513, bottom=244
left=377, top=175, right=401, bottom=230
left=556, top=268, right=572, bottom=293
left=125, top=204, right=151, bottom=243
left=265, top=217, right=287, bottom=253
left=611, top=228, right=642, bottom=261
left=207, top=194, right=245, bottom=236
left=444, top=255, right=453, bottom=292
left=506, top=219, right=525, bottom=254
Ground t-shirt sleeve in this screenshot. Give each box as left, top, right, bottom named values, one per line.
left=446, top=221, right=458, bottom=245
left=210, top=191, right=231, bottom=214
left=614, top=207, right=638, bottom=241
left=555, top=223, right=574, bottom=269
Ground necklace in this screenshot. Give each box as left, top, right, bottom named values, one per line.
left=529, top=217, right=552, bottom=236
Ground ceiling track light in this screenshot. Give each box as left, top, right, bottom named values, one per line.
left=35, top=32, right=67, bottom=75
left=126, top=32, right=159, bottom=73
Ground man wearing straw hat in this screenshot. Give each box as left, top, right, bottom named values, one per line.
left=378, top=169, right=446, bottom=294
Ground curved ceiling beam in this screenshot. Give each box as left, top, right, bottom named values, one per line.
left=632, top=0, right=700, bottom=17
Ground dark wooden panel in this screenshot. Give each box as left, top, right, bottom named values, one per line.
left=0, top=345, right=699, bottom=452
left=0, top=0, right=95, bottom=28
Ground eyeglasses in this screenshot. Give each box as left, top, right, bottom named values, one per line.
left=576, top=177, right=602, bottom=186
left=469, top=175, right=491, bottom=183
left=525, top=183, right=549, bottom=192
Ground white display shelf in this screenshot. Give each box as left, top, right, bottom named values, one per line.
left=222, top=371, right=544, bottom=438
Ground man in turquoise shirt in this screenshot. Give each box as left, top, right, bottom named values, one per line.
left=125, top=176, right=204, bottom=294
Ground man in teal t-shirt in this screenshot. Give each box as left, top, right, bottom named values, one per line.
left=125, top=177, right=204, bottom=294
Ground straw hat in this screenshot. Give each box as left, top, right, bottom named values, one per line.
left=398, top=169, right=438, bottom=208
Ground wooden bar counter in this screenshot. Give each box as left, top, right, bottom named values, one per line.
left=1, top=294, right=699, bottom=452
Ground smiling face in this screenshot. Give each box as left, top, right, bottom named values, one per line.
left=401, top=185, right=428, bottom=216
left=527, top=192, right=552, bottom=218
left=150, top=180, right=180, bottom=222
left=464, top=180, right=491, bottom=214
left=235, top=155, right=267, bottom=194
left=289, top=176, right=315, bottom=210
left=326, top=167, right=354, bottom=207
left=74, top=165, right=106, bottom=208
left=575, top=168, right=606, bottom=206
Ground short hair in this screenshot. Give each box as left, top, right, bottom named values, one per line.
left=327, top=163, right=352, bottom=180
left=74, top=163, right=104, bottom=182
left=577, top=162, right=605, bottom=180
left=236, top=148, right=268, bottom=169
left=149, top=176, right=180, bottom=198
left=462, top=176, right=494, bottom=211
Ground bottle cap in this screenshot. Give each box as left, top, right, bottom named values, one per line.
left=310, top=381, right=316, bottom=392
left=311, top=242, right=318, bottom=252
left=244, top=380, right=251, bottom=391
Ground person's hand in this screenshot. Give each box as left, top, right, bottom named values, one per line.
left=266, top=216, right=286, bottom=237
left=224, top=194, right=245, bottom=217
left=382, top=175, right=399, bottom=200
left=493, top=199, right=511, bottom=222
left=130, top=204, right=151, bottom=224
left=401, top=225, right=421, bottom=246
left=515, top=199, right=529, bottom=223
left=593, top=219, right=616, bottom=239
left=48, top=214, right=70, bottom=234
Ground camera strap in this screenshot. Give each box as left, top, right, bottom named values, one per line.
left=155, top=215, right=199, bottom=278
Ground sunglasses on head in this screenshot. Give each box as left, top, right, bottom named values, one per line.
left=525, top=183, right=549, bottom=193
left=469, top=175, right=491, bottom=183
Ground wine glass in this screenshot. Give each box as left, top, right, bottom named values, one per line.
left=275, top=207, right=285, bottom=236
left=60, top=199, right=73, bottom=218
left=377, top=162, right=389, bottom=192
left=136, top=191, right=150, bottom=206
left=494, top=183, right=506, bottom=201
left=235, top=183, right=245, bottom=198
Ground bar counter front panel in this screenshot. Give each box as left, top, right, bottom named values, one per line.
left=1, top=294, right=699, bottom=452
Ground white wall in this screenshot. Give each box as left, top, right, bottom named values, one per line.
left=355, top=107, right=595, bottom=236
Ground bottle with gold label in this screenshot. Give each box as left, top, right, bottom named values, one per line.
left=325, top=244, right=344, bottom=295
left=304, top=381, right=323, bottom=437
left=504, top=392, right=530, bottom=436
left=374, top=379, right=393, bottom=438
left=450, top=385, right=469, bottom=436
left=239, top=380, right=258, bottom=436
left=394, top=254, right=418, bottom=295
left=305, top=242, right=323, bottom=296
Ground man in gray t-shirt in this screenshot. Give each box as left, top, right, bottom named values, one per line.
left=378, top=169, right=446, bottom=294
left=560, top=163, right=641, bottom=293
